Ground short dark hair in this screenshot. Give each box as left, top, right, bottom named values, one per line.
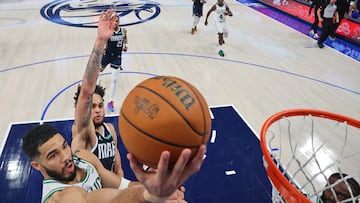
left=330, top=173, right=360, bottom=201
left=22, top=124, right=59, bottom=160
left=73, top=84, right=106, bottom=107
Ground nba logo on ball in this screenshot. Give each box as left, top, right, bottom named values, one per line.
left=119, top=75, right=212, bottom=168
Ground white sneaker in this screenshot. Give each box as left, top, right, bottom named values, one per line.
left=309, top=30, right=314, bottom=36
left=313, top=33, right=319, bottom=39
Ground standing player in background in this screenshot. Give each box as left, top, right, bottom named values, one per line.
left=204, top=0, right=233, bottom=57
left=191, top=0, right=206, bottom=34
left=308, top=0, right=324, bottom=39
left=100, top=15, right=128, bottom=112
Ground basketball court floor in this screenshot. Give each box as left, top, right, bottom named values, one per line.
left=0, top=0, right=359, bottom=202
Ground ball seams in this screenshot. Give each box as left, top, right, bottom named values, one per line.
left=120, top=111, right=201, bottom=148
left=136, top=85, right=208, bottom=137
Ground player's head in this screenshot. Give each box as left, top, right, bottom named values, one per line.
left=217, top=0, right=225, bottom=6
left=74, top=84, right=106, bottom=127
left=22, top=124, right=76, bottom=182
left=321, top=173, right=360, bottom=203
left=113, top=15, right=119, bottom=30
left=92, top=85, right=106, bottom=127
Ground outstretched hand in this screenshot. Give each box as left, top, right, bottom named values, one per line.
left=98, top=9, right=116, bottom=42
left=127, top=145, right=206, bottom=200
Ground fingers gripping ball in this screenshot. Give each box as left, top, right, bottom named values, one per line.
left=119, top=76, right=212, bottom=169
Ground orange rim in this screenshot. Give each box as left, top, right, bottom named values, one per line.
left=260, top=109, right=360, bottom=203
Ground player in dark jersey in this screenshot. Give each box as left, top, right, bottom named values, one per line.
left=100, top=15, right=128, bottom=112
left=73, top=84, right=124, bottom=178
left=191, top=0, right=207, bottom=34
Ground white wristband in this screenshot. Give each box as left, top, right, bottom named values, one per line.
left=118, top=177, right=130, bottom=190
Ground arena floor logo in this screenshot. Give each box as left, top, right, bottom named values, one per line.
left=40, top=0, right=161, bottom=28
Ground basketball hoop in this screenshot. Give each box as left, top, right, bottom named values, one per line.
left=260, top=109, right=360, bottom=203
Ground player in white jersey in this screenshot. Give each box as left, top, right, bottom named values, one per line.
left=41, top=154, right=102, bottom=202
left=204, top=0, right=233, bottom=57
left=22, top=123, right=205, bottom=203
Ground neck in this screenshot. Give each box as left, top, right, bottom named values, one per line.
left=65, top=167, right=85, bottom=184
left=95, top=124, right=104, bottom=135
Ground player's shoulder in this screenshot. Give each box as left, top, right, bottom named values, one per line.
left=105, top=122, right=118, bottom=140
left=105, top=122, right=115, bottom=127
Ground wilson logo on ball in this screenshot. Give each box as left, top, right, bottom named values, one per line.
left=152, top=76, right=195, bottom=111
left=134, top=96, right=160, bottom=119
left=119, top=75, right=211, bottom=168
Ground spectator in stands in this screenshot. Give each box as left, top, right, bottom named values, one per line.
left=350, top=3, right=360, bottom=19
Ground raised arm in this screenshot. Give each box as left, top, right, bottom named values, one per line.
left=128, top=145, right=207, bottom=201
left=72, top=9, right=116, bottom=151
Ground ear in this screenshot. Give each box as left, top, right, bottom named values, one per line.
left=31, top=161, right=43, bottom=172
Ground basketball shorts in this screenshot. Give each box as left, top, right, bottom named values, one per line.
left=215, top=21, right=227, bottom=35
left=101, top=54, right=122, bottom=69
left=193, top=5, right=203, bottom=17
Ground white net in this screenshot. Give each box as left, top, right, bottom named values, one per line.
left=262, top=111, right=360, bottom=203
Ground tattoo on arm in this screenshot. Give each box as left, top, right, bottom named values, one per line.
left=81, top=95, right=93, bottom=128
left=84, top=48, right=103, bottom=82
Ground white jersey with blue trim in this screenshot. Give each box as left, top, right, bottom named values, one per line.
left=41, top=155, right=102, bottom=203
left=214, top=3, right=227, bottom=22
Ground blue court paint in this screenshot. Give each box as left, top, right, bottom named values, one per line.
left=0, top=106, right=272, bottom=203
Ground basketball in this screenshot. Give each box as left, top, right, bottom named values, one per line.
left=118, top=75, right=212, bottom=169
